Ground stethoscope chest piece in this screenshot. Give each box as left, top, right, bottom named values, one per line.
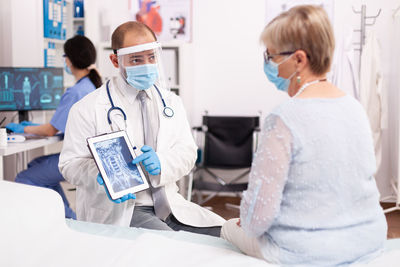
left=163, top=106, right=174, bottom=118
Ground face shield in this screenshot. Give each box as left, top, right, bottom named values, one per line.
left=117, top=42, right=169, bottom=91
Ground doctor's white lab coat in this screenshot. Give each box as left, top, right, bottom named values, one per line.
left=359, top=31, right=388, bottom=172
left=59, top=77, right=225, bottom=227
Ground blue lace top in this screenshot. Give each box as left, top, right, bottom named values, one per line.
left=240, top=95, right=387, bottom=266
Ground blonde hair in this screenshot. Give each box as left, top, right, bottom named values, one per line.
left=261, top=5, right=335, bottom=75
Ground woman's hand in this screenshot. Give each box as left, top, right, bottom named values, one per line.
left=237, top=218, right=241, bottom=227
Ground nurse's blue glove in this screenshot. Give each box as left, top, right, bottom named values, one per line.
left=96, top=173, right=136, bottom=203
left=5, top=123, right=25, bottom=133
left=20, top=121, right=40, bottom=126
left=131, top=145, right=161, bottom=175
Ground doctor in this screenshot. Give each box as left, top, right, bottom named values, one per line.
left=59, top=21, right=225, bottom=236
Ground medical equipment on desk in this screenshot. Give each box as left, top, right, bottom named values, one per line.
left=7, top=135, right=26, bottom=143
left=105, top=80, right=174, bottom=131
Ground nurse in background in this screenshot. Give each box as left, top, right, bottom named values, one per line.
left=221, top=5, right=387, bottom=266
left=6, top=35, right=102, bottom=219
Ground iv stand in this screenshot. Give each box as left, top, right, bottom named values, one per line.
left=352, top=5, right=381, bottom=73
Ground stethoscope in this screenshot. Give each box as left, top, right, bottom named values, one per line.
left=106, top=80, right=174, bottom=128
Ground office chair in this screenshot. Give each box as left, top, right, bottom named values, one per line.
left=188, top=115, right=260, bottom=207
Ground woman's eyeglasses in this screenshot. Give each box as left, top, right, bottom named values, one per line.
left=263, top=50, right=295, bottom=64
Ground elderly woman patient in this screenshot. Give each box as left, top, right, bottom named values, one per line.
left=221, top=5, right=387, bottom=266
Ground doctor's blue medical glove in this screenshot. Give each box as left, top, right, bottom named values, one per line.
left=5, top=123, right=25, bottom=133
left=96, top=173, right=136, bottom=203
left=20, top=121, right=40, bottom=126
left=131, top=145, right=161, bottom=175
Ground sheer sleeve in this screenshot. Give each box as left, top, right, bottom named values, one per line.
left=240, top=114, right=292, bottom=237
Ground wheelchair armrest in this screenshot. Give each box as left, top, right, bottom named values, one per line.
left=191, top=126, right=205, bottom=166
left=195, top=148, right=203, bottom=165
left=192, top=126, right=207, bottom=132
left=253, top=127, right=261, bottom=153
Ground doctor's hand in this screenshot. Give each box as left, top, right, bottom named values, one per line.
left=5, top=123, right=25, bottom=133
left=96, top=173, right=136, bottom=203
left=131, top=145, right=161, bottom=176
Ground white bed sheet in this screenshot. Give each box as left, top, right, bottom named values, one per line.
left=66, top=219, right=400, bottom=267
left=0, top=181, right=269, bottom=267
left=1, top=181, right=399, bottom=266
left=66, top=218, right=239, bottom=252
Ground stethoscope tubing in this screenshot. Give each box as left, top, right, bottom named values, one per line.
left=105, top=80, right=174, bottom=128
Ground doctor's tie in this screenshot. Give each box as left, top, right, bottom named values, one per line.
left=137, top=91, right=172, bottom=221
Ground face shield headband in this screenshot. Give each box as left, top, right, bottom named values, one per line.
left=116, top=41, right=161, bottom=56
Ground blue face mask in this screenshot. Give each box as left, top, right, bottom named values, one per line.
left=125, top=64, right=159, bottom=90
left=64, top=61, right=72, bottom=75
left=263, top=56, right=295, bottom=92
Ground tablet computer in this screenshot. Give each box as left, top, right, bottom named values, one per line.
left=87, top=131, right=149, bottom=200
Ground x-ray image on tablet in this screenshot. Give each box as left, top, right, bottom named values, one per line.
left=87, top=131, right=149, bottom=200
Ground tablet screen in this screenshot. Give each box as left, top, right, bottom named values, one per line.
left=93, top=136, right=144, bottom=193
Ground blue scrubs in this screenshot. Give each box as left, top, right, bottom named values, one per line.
left=15, top=77, right=96, bottom=219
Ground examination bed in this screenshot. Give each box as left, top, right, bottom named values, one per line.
left=1, top=181, right=399, bottom=266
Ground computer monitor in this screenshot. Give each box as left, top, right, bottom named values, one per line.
left=0, top=67, right=63, bottom=121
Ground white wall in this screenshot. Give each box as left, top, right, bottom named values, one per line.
left=0, top=0, right=44, bottom=67
left=12, top=0, right=44, bottom=67
left=0, top=0, right=12, bottom=66
left=186, top=0, right=287, bottom=126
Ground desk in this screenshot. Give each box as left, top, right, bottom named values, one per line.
left=0, top=136, right=63, bottom=180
